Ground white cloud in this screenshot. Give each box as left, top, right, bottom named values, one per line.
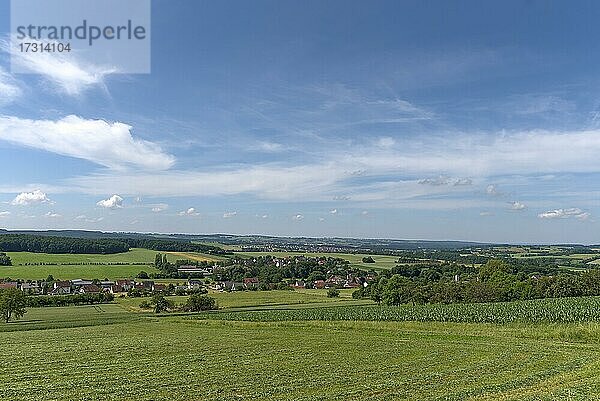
left=485, top=185, right=499, bottom=196
left=0, top=211, right=10, bottom=218
left=11, top=190, right=51, bottom=206
left=253, top=141, right=285, bottom=153
left=178, top=207, right=200, bottom=216
left=0, top=115, right=175, bottom=170
left=151, top=204, right=169, bottom=213
left=75, top=215, right=104, bottom=223
left=96, top=195, right=123, bottom=209
left=44, top=212, right=62, bottom=218
left=361, top=210, right=369, bottom=216
left=538, top=208, right=590, bottom=220
left=5, top=40, right=115, bottom=96
left=292, top=214, right=304, bottom=221
left=0, top=67, right=21, bottom=104
left=480, top=211, right=494, bottom=216
left=329, top=209, right=338, bottom=215
left=223, top=211, right=237, bottom=218
left=319, top=217, right=325, bottom=222
left=510, top=201, right=526, bottom=211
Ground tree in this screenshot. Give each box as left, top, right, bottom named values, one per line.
left=0, top=288, right=27, bottom=323
left=327, top=288, right=340, bottom=298
left=137, top=271, right=149, bottom=279
left=182, top=294, right=217, bottom=312
left=362, top=256, right=375, bottom=263
left=151, top=294, right=173, bottom=313
left=0, top=253, right=11, bottom=266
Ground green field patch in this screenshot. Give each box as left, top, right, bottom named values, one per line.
left=1, top=317, right=600, bottom=400
left=235, top=251, right=398, bottom=270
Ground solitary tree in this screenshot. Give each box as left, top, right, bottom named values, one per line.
left=0, top=288, right=27, bottom=323
left=151, top=294, right=173, bottom=313
left=182, top=294, right=217, bottom=312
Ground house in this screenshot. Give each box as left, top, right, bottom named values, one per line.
left=49, top=281, right=71, bottom=295
left=20, top=281, right=43, bottom=295
left=116, top=280, right=134, bottom=291
left=177, top=265, right=213, bottom=275
left=291, top=280, right=306, bottom=289
left=79, top=284, right=101, bottom=294
left=152, top=283, right=167, bottom=292
left=99, top=281, right=115, bottom=290
left=243, top=277, right=259, bottom=289
left=187, top=279, right=203, bottom=290
left=110, top=284, right=125, bottom=294
left=313, top=280, right=326, bottom=289
left=0, top=282, right=18, bottom=290
left=215, top=281, right=244, bottom=291
left=70, top=279, right=93, bottom=287
left=142, top=281, right=154, bottom=290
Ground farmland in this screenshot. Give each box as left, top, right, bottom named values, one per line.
left=3, top=301, right=600, bottom=399
left=0, top=248, right=221, bottom=280
left=235, top=251, right=400, bottom=270
left=116, top=288, right=367, bottom=311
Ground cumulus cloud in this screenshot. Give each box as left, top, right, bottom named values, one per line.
left=96, top=195, right=123, bottom=209
left=178, top=207, right=200, bottom=216
left=223, top=211, right=237, bottom=218
left=292, top=214, right=304, bottom=221
left=0, top=115, right=175, bottom=171
left=0, top=211, right=10, bottom=218
left=510, top=201, right=526, bottom=211
left=330, top=209, right=338, bottom=215
left=11, top=190, right=51, bottom=206
left=486, top=185, right=499, bottom=196
left=44, top=212, right=62, bottom=218
left=538, top=208, right=590, bottom=220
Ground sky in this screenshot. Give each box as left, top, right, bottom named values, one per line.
left=0, top=0, right=600, bottom=243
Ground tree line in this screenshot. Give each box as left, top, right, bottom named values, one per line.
left=0, top=235, right=129, bottom=254
left=353, top=259, right=600, bottom=305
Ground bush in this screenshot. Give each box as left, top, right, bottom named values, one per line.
left=327, top=288, right=340, bottom=298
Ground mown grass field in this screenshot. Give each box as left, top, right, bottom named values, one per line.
left=235, top=251, right=399, bottom=270
left=3, top=308, right=600, bottom=400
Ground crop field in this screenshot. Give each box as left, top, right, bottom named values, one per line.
left=200, top=296, right=600, bottom=324
left=235, top=251, right=399, bottom=270
left=3, top=309, right=600, bottom=400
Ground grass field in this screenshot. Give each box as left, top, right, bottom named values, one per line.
left=235, top=251, right=399, bottom=270
left=116, top=289, right=368, bottom=311
left=3, top=310, right=600, bottom=400
left=0, top=248, right=220, bottom=280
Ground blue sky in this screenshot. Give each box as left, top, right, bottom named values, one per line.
left=0, top=0, right=600, bottom=243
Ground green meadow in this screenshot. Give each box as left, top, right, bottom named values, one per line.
left=0, top=248, right=222, bottom=280
left=235, top=251, right=399, bottom=270
left=3, top=300, right=600, bottom=400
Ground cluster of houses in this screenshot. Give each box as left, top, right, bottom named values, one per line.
left=291, top=273, right=369, bottom=290
left=0, top=278, right=204, bottom=296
